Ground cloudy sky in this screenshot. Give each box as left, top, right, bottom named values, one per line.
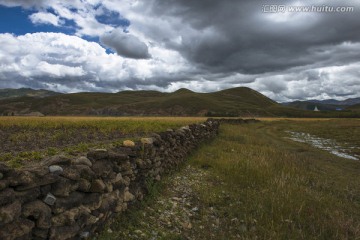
left=0, top=0, right=359, bottom=102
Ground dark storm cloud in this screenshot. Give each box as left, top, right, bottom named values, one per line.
left=146, top=0, right=360, bottom=74
left=100, top=29, right=151, bottom=59
left=0, top=0, right=47, bottom=8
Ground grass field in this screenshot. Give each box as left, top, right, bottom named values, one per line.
left=97, top=119, right=360, bottom=240
left=0, top=116, right=206, bottom=167
left=1, top=116, right=359, bottom=238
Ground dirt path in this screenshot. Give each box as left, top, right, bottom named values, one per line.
left=96, top=164, right=240, bottom=240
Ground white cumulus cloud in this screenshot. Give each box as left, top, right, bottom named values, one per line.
left=29, top=12, right=63, bottom=26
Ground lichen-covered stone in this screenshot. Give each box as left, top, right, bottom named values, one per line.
left=51, top=206, right=90, bottom=227
left=22, top=200, right=52, bottom=229
left=0, top=219, right=34, bottom=240
left=0, top=200, right=21, bottom=224
left=60, top=166, right=81, bottom=181
left=123, top=191, right=135, bottom=202
left=52, top=177, right=79, bottom=197
left=33, top=228, right=49, bottom=239
left=91, top=161, right=113, bottom=178
left=77, top=179, right=91, bottom=192
left=141, top=137, right=154, bottom=145
left=0, top=188, right=15, bottom=206
left=49, top=224, right=80, bottom=240
left=90, top=179, right=106, bottom=193
left=14, top=173, right=59, bottom=191
left=15, top=187, right=41, bottom=204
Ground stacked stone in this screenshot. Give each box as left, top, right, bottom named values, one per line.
left=0, top=119, right=220, bottom=240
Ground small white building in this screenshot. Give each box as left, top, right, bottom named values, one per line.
left=314, top=106, right=320, bottom=111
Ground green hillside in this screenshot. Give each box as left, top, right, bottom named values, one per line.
left=0, top=88, right=61, bottom=100
left=0, top=87, right=359, bottom=117
left=347, top=104, right=360, bottom=111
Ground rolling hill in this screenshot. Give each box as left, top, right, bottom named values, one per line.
left=0, top=87, right=359, bottom=117
left=0, top=88, right=61, bottom=100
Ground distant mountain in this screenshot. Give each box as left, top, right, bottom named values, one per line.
left=308, top=98, right=360, bottom=106
left=282, top=101, right=343, bottom=111
left=0, top=87, right=359, bottom=117
left=283, top=97, right=360, bottom=112
left=0, top=88, right=61, bottom=100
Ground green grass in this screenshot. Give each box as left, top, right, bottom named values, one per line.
left=97, top=119, right=360, bottom=239
left=189, top=122, right=360, bottom=239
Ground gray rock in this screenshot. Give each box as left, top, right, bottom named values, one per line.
left=49, top=165, right=63, bottom=174
left=80, top=231, right=90, bottom=238
left=43, top=193, right=56, bottom=206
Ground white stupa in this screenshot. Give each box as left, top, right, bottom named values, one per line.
left=314, top=106, right=319, bottom=111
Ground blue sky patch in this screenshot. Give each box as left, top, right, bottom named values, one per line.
left=95, top=8, right=130, bottom=28
left=0, top=6, right=76, bottom=36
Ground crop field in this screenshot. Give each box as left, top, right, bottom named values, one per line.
left=0, top=116, right=206, bottom=167
left=98, top=118, right=360, bottom=240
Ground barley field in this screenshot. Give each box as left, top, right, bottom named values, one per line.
left=0, top=116, right=206, bottom=167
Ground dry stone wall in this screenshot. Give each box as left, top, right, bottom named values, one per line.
left=0, top=119, right=222, bottom=240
